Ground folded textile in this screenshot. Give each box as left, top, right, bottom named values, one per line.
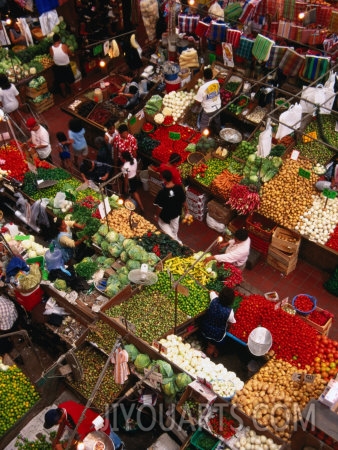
left=252, top=33, right=275, bottom=62
left=278, top=48, right=305, bottom=77
left=235, top=36, right=254, bottom=60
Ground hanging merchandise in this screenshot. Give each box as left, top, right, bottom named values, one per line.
left=251, top=33, right=275, bottom=63
left=35, top=0, right=59, bottom=15
left=226, top=29, right=242, bottom=49
left=140, top=0, right=159, bottom=42
left=111, top=347, right=130, bottom=384
left=257, top=119, right=272, bottom=157
left=278, top=48, right=305, bottom=77
left=275, top=103, right=302, bottom=140
left=39, top=9, right=59, bottom=36
left=222, top=42, right=234, bottom=67
left=300, top=84, right=333, bottom=115
left=238, top=0, right=262, bottom=24
left=18, top=18, right=33, bottom=46
left=265, top=45, right=289, bottom=70
left=235, top=36, right=255, bottom=60
left=298, top=55, right=331, bottom=84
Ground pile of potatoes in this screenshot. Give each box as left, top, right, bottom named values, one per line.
left=259, top=157, right=319, bottom=229
left=232, top=358, right=326, bottom=442
left=104, top=209, right=157, bottom=238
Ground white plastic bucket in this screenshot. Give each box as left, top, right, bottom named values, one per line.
left=140, top=170, right=149, bottom=191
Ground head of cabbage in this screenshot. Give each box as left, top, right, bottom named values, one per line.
left=175, top=373, right=192, bottom=391
left=124, top=344, right=139, bottom=362
left=134, top=354, right=151, bottom=373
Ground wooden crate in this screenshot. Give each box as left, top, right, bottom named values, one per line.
left=26, top=82, right=48, bottom=99
left=29, top=95, right=54, bottom=114
left=246, top=212, right=277, bottom=242
left=176, top=381, right=217, bottom=425
left=271, top=227, right=301, bottom=254
left=267, top=252, right=297, bottom=275
left=300, top=306, right=333, bottom=336
left=268, top=246, right=299, bottom=264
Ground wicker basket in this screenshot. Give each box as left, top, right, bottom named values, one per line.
left=187, top=152, right=205, bottom=166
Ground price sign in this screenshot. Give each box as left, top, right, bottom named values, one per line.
left=323, top=188, right=337, bottom=199
left=169, top=131, right=181, bottom=140
left=281, top=297, right=289, bottom=306
left=292, top=373, right=302, bottom=382
left=290, top=149, right=300, bottom=160
left=129, top=116, right=136, bottom=125
left=152, top=340, right=167, bottom=354
left=98, top=197, right=111, bottom=219
left=274, top=301, right=281, bottom=311
left=93, top=43, right=103, bottom=56
left=304, top=374, right=316, bottom=383
left=298, top=168, right=311, bottom=179
left=176, top=283, right=189, bottom=296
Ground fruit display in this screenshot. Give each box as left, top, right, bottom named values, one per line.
left=232, top=357, right=327, bottom=442
left=210, top=169, right=243, bottom=200
left=0, top=363, right=40, bottom=437
left=0, top=142, right=29, bottom=182
left=229, top=294, right=318, bottom=368
left=133, top=231, right=193, bottom=258
left=296, top=194, right=338, bottom=245
left=104, top=288, right=189, bottom=343
left=86, top=320, right=120, bottom=354
left=259, top=157, right=318, bottom=229
left=232, top=427, right=282, bottom=449
left=193, top=159, right=229, bottom=186
left=103, top=208, right=157, bottom=238
left=310, top=334, right=338, bottom=379
left=156, top=334, right=244, bottom=392
left=68, top=344, right=123, bottom=410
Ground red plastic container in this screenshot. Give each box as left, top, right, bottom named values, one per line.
left=15, top=286, right=44, bottom=311
left=165, top=78, right=181, bottom=93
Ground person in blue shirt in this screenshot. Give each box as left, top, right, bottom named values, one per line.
left=68, top=118, right=88, bottom=168
left=200, top=286, right=236, bottom=358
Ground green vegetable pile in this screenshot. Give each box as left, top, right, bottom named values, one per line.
left=242, top=153, right=283, bottom=183
left=86, top=320, right=120, bottom=354
left=296, top=114, right=336, bottom=165
left=196, top=136, right=216, bottom=154
left=196, top=158, right=229, bottom=186
left=104, top=287, right=189, bottom=343
left=232, top=141, right=256, bottom=160
left=0, top=365, right=40, bottom=437
left=133, top=232, right=193, bottom=258
left=14, top=432, right=57, bottom=449
left=75, top=258, right=98, bottom=280
left=68, top=344, right=123, bottom=410
left=144, top=95, right=163, bottom=115
left=135, top=132, right=160, bottom=157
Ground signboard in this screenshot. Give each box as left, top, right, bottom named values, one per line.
left=290, top=149, right=300, bottom=160
left=323, top=188, right=337, bottom=199
left=274, top=297, right=289, bottom=310
left=98, top=197, right=111, bottom=219
left=298, top=168, right=311, bottom=179
left=92, top=43, right=103, bottom=56
left=292, top=373, right=316, bottom=383
left=169, top=131, right=181, bottom=140
left=152, top=340, right=167, bottom=354
left=176, top=283, right=189, bottom=296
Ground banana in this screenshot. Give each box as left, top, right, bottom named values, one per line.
left=130, top=33, right=139, bottom=49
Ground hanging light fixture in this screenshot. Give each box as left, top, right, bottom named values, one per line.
left=99, top=59, right=106, bottom=68
left=5, top=16, right=12, bottom=25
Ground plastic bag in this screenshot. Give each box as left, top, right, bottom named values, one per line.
left=257, top=119, right=272, bottom=157
left=206, top=213, right=226, bottom=233
left=275, top=103, right=302, bottom=140
left=30, top=199, right=50, bottom=228
left=14, top=192, right=31, bottom=221
left=300, top=84, right=327, bottom=114
left=54, top=192, right=66, bottom=209
left=43, top=297, right=67, bottom=316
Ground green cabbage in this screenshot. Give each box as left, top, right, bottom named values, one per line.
left=106, top=230, right=119, bottom=243
left=162, top=380, right=177, bottom=397
left=105, top=284, right=120, bottom=298
left=122, top=239, right=135, bottom=249
left=175, top=373, right=192, bottom=391
left=156, top=360, right=174, bottom=379
left=120, top=251, right=129, bottom=263
left=108, top=243, right=123, bottom=258
left=103, top=258, right=115, bottom=268
left=118, top=273, right=129, bottom=286
left=134, top=354, right=151, bottom=373
left=98, top=224, right=109, bottom=237
left=126, top=260, right=141, bottom=270
left=127, top=245, right=145, bottom=261
left=92, top=233, right=103, bottom=245
left=96, top=256, right=107, bottom=265
left=124, top=344, right=139, bottom=362
left=54, top=279, right=67, bottom=291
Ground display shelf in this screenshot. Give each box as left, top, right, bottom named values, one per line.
left=301, top=399, right=338, bottom=443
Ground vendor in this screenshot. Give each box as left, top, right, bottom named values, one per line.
left=118, top=77, right=140, bottom=110
left=200, top=287, right=236, bottom=358
left=44, top=400, right=124, bottom=449
left=26, top=117, right=52, bottom=163
left=8, top=22, right=26, bottom=46
left=193, top=67, right=221, bottom=133
left=316, top=154, right=338, bottom=191
left=204, top=229, right=251, bottom=270
left=80, top=158, right=111, bottom=185
left=0, top=295, right=18, bottom=355
left=51, top=218, right=87, bottom=265
left=154, top=152, right=182, bottom=185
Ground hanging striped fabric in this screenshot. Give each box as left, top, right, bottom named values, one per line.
left=299, top=55, right=331, bottom=82
left=283, top=0, right=296, bottom=21
left=252, top=34, right=275, bottom=62
left=226, top=29, right=242, bottom=48
left=265, top=45, right=289, bottom=69
left=278, top=48, right=305, bottom=76
left=235, top=36, right=255, bottom=59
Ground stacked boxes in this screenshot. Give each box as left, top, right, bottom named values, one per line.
left=26, top=81, right=54, bottom=113
left=148, top=166, right=163, bottom=197
left=267, top=227, right=301, bottom=275
left=207, top=199, right=234, bottom=225
left=186, top=187, right=209, bottom=221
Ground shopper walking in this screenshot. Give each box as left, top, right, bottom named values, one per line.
left=200, top=287, right=236, bottom=358
left=55, top=131, right=72, bottom=172
left=194, top=67, right=221, bottom=133
left=50, top=33, right=75, bottom=97
left=121, top=150, right=144, bottom=214
left=44, top=400, right=124, bottom=449
left=112, top=123, right=138, bottom=169
left=0, top=73, right=21, bottom=122
left=68, top=118, right=88, bottom=168
left=204, top=229, right=251, bottom=270
left=153, top=170, right=187, bottom=244
left=155, top=152, right=182, bottom=185
left=26, top=117, right=52, bottom=162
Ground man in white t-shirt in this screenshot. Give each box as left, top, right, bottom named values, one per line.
left=26, top=117, right=52, bottom=162
left=194, top=67, right=221, bottom=133
left=204, top=229, right=251, bottom=270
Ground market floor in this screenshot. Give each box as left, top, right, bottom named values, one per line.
left=35, top=68, right=338, bottom=345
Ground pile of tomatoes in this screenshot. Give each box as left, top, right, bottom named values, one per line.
left=310, top=335, right=338, bottom=379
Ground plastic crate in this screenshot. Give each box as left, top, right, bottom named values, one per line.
left=248, top=232, right=270, bottom=255
left=15, top=285, right=44, bottom=311
left=190, top=428, right=220, bottom=450
left=246, top=212, right=277, bottom=242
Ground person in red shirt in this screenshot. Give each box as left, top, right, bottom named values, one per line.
left=44, top=400, right=123, bottom=449
left=112, top=123, right=138, bottom=171
left=155, top=152, right=182, bottom=185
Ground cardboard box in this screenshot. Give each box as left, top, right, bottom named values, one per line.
left=271, top=227, right=301, bottom=254
left=128, top=109, right=145, bottom=135
left=207, top=200, right=234, bottom=225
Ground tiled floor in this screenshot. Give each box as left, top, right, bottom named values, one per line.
left=35, top=69, right=338, bottom=343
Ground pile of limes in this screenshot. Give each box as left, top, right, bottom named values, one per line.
left=0, top=365, right=40, bottom=437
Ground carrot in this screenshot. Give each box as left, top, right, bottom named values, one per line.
left=210, top=170, right=242, bottom=199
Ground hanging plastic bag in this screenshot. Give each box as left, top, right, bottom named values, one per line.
left=275, top=103, right=302, bottom=140
left=300, top=84, right=327, bottom=114
left=14, top=192, right=31, bottom=223
left=54, top=192, right=67, bottom=209
left=257, top=118, right=272, bottom=157
left=30, top=199, right=50, bottom=228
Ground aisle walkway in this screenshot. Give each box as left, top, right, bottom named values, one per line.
left=36, top=69, right=338, bottom=342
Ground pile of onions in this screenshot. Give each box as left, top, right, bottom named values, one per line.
left=296, top=194, right=338, bottom=245
left=162, top=90, right=195, bottom=123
